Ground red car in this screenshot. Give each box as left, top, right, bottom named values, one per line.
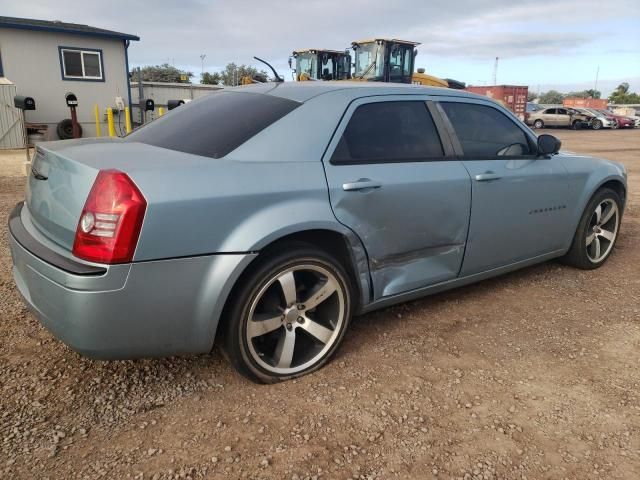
left=598, top=110, right=636, bottom=128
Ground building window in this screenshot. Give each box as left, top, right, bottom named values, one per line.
left=59, top=48, right=104, bottom=81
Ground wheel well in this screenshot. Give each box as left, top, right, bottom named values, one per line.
left=599, top=180, right=626, bottom=206
left=216, top=229, right=366, bottom=347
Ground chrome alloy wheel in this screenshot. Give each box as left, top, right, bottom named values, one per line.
left=245, top=264, right=346, bottom=375
left=586, top=198, right=619, bottom=263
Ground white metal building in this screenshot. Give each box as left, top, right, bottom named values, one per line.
left=0, top=16, right=139, bottom=145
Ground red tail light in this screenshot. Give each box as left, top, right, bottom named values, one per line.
left=73, top=170, right=147, bottom=264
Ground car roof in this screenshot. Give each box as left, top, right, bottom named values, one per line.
left=231, top=81, right=484, bottom=103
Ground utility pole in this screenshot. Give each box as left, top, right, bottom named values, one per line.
left=594, top=65, right=600, bottom=94
left=492, top=56, right=499, bottom=85
left=200, top=54, right=206, bottom=76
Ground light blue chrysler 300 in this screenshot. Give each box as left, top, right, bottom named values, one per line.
left=9, top=82, right=626, bottom=383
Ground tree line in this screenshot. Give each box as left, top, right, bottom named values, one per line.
left=133, top=65, right=639, bottom=104
left=529, top=83, right=639, bottom=105
left=133, top=63, right=268, bottom=86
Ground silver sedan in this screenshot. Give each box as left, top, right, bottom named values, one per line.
left=9, top=82, right=627, bottom=382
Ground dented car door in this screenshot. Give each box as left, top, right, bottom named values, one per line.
left=322, top=96, right=471, bottom=299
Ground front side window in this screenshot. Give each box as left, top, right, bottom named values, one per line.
left=319, top=53, right=334, bottom=80
left=354, top=42, right=384, bottom=79
left=440, top=102, right=533, bottom=157
left=295, top=52, right=317, bottom=79
left=388, top=44, right=413, bottom=80
left=336, top=54, right=351, bottom=80
left=60, top=48, right=103, bottom=80
left=331, top=101, right=444, bottom=164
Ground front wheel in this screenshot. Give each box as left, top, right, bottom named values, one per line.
left=592, top=120, right=602, bottom=130
left=221, top=245, right=353, bottom=383
left=533, top=119, right=544, bottom=129
left=562, top=188, right=622, bottom=269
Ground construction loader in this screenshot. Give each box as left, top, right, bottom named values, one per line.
left=289, top=49, right=352, bottom=81
left=351, top=38, right=464, bottom=89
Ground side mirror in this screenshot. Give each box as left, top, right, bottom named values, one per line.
left=537, top=134, right=561, bottom=156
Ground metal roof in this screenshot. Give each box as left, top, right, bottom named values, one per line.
left=293, top=49, right=348, bottom=55
left=0, top=16, right=140, bottom=41
left=352, top=38, right=421, bottom=46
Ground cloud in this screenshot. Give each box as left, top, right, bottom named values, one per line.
left=1, top=0, right=638, bottom=83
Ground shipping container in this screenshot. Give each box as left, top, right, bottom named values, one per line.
left=563, top=98, right=608, bottom=109
left=465, top=85, right=528, bottom=119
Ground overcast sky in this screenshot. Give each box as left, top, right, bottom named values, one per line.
left=3, top=0, right=639, bottom=94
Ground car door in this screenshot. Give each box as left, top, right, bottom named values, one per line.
left=436, top=99, right=573, bottom=276
left=322, top=97, right=471, bottom=299
left=556, top=108, right=571, bottom=127
left=542, top=108, right=557, bottom=126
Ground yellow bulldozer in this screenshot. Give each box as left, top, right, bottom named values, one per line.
left=289, top=49, right=352, bottom=81
left=290, top=38, right=464, bottom=89
left=351, top=38, right=463, bottom=88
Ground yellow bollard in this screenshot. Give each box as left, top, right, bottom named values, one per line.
left=158, top=107, right=165, bottom=117
left=124, top=106, right=132, bottom=134
left=94, top=104, right=102, bottom=137
left=106, top=108, right=116, bottom=138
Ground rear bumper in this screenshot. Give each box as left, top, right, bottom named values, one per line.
left=9, top=202, right=256, bottom=359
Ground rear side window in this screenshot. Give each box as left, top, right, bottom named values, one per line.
left=125, top=91, right=300, bottom=159
left=331, top=101, right=444, bottom=164
left=440, top=102, right=533, bottom=157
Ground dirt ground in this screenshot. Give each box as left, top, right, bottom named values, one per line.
left=1, top=129, right=639, bottom=480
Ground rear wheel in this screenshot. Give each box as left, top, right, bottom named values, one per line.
left=562, top=188, right=622, bottom=269
left=533, top=119, right=544, bottom=129
left=572, top=120, right=582, bottom=130
left=592, top=120, right=602, bottom=130
left=221, top=245, right=353, bottom=383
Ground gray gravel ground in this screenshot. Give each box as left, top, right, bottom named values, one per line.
left=1, top=129, right=639, bottom=479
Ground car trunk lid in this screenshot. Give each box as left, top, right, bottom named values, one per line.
left=26, top=142, right=101, bottom=250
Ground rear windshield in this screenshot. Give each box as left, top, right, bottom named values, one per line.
left=125, top=91, right=300, bottom=158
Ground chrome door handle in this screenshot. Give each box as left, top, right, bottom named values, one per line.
left=342, top=179, right=382, bottom=191
left=474, top=172, right=501, bottom=182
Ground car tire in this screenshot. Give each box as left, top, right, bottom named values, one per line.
left=572, top=120, right=582, bottom=130
left=592, top=120, right=602, bottom=130
left=220, top=243, right=353, bottom=383
left=611, top=121, right=619, bottom=129
left=562, top=188, right=622, bottom=270
left=533, top=119, right=544, bottom=129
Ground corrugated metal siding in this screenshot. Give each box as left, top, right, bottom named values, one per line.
left=130, top=81, right=223, bottom=124
left=465, top=85, right=528, bottom=119
left=563, top=98, right=608, bottom=109
left=0, top=79, right=25, bottom=149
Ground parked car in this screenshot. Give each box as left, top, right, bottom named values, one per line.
left=525, top=107, right=592, bottom=129
left=582, top=108, right=619, bottom=129
left=597, top=110, right=636, bottom=128
left=9, top=83, right=627, bottom=383
left=526, top=102, right=543, bottom=113
left=572, top=108, right=616, bottom=130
